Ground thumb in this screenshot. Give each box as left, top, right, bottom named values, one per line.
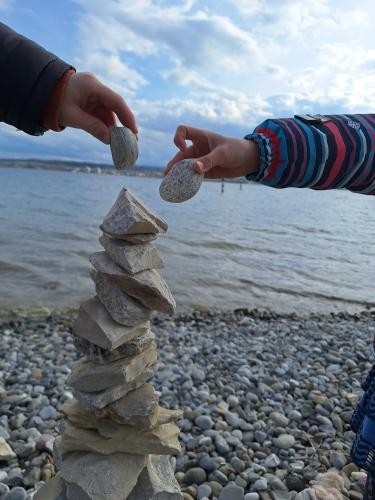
left=195, top=151, right=219, bottom=175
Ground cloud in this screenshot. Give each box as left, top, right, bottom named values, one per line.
left=2, top=0, right=375, bottom=165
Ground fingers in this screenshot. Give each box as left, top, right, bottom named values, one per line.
left=174, top=125, right=206, bottom=151
left=96, top=82, right=138, bottom=134
left=67, top=105, right=111, bottom=144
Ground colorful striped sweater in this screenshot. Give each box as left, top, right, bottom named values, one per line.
left=246, top=114, right=375, bottom=194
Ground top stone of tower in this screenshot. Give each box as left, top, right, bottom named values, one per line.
left=101, top=189, right=168, bottom=238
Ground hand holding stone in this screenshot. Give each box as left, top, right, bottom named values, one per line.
left=164, top=124, right=260, bottom=180
left=59, top=72, right=138, bottom=144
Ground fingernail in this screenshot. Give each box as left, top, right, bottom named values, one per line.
left=196, top=161, right=204, bottom=174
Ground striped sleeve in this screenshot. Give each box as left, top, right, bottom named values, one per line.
left=246, top=114, right=375, bottom=194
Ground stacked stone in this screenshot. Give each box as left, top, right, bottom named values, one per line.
left=36, top=188, right=183, bottom=499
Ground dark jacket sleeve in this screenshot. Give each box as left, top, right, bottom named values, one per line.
left=0, top=22, right=73, bottom=136
left=246, top=114, right=375, bottom=195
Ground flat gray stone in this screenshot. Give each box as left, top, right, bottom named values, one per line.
left=63, top=394, right=182, bottom=431
left=60, top=452, right=146, bottom=500
left=0, top=437, right=16, bottom=460
left=72, top=297, right=150, bottom=350
left=90, top=252, right=176, bottom=315
left=91, top=269, right=152, bottom=326
left=33, top=474, right=67, bottom=500
left=101, top=188, right=167, bottom=237
left=68, top=343, right=157, bottom=392
left=100, top=233, right=164, bottom=274
left=61, top=420, right=181, bottom=456
left=219, top=482, right=244, bottom=500
left=128, top=455, right=183, bottom=499
left=110, top=126, right=138, bottom=170
left=160, top=159, right=203, bottom=203
left=118, top=233, right=157, bottom=245
left=96, top=383, right=159, bottom=428
left=66, top=484, right=91, bottom=500
left=73, top=329, right=155, bottom=364
left=73, top=367, right=155, bottom=410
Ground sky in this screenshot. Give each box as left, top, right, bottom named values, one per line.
left=1, top=0, right=375, bottom=166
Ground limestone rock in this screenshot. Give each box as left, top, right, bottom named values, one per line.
left=63, top=394, right=181, bottom=431
left=72, top=297, right=150, bottom=350
left=62, top=400, right=97, bottom=430
left=100, top=233, right=164, bottom=274
left=110, top=126, right=138, bottom=170
left=90, top=252, right=176, bottom=315
left=60, top=451, right=146, bottom=500
left=91, top=269, right=152, bottom=326
left=96, top=383, right=159, bottom=428
left=74, top=368, right=155, bottom=410
left=73, top=329, right=155, bottom=364
left=34, top=473, right=67, bottom=500
left=101, top=188, right=167, bottom=237
left=160, top=159, right=203, bottom=203
left=98, top=402, right=182, bottom=431
left=68, top=343, right=157, bottom=393
left=119, top=233, right=157, bottom=245
left=128, top=455, right=183, bottom=500
left=61, top=420, right=181, bottom=456
left=66, top=483, right=91, bottom=500
left=0, top=437, right=16, bottom=460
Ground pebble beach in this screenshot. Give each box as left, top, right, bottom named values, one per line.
left=0, top=308, right=373, bottom=499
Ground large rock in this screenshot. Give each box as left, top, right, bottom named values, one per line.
left=73, top=368, right=155, bottom=410
left=97, top=405, right=182, bottom=432
left=72, top=297, right=150, bottom=350
left=118, top=233, right=156, bottom=245
left=0, top=437, right=16, bottom=460
left=34, top=474, right=66, bottom=499
left=63, top=394, right=181, bottom=431
left=100, top=234, right=164, bottom=274
left=128, top=455, right=183, bottom=500
left=68, top=344, right=157, bottom=393
left=73, top=329, right=155, bottom=364
left=62, top=400, right=97, bottom=430
left=61, top=420, right=181, bottom=456
left=90, top=252, right=176, bottom=315
left=60, top=451, right=146, bottom=500
left=101, top=188, right=167, bottom=237
left=97, top=383, right=159, bottom=428
left=34, top=474, right=67, bottom=500
left=91, top=270, right=152, bottom=326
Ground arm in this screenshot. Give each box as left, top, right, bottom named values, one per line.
left=247, top=114, right=375, bottom=194
left=0, top=23, right=137, bottom=143
left=0, top=22, right=72, bottom=136
left=166, top=115, right=375, bottom=194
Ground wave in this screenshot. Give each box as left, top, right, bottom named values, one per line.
left=0, top=261, right=28, bottom=273
left=239, top=277, right=375, bottom=307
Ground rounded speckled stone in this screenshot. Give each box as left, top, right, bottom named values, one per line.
left=110, top=126, right=138, bottom=170
left=159, top=159, right=203, bottom=203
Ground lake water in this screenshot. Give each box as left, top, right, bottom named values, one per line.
left=0, top=166, right=375, bottom=313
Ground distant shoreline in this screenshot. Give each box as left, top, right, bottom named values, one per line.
left=0, top=158, right=164, bottom=178
left=0, top=159, right=249, bottom=183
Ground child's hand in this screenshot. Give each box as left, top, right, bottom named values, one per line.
left=59, top=72, right=138, bottom=144
left=164, top=125, right=259, bottom=179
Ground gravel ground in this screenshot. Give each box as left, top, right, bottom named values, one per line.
left=0, top=308, right=374, bottom=499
